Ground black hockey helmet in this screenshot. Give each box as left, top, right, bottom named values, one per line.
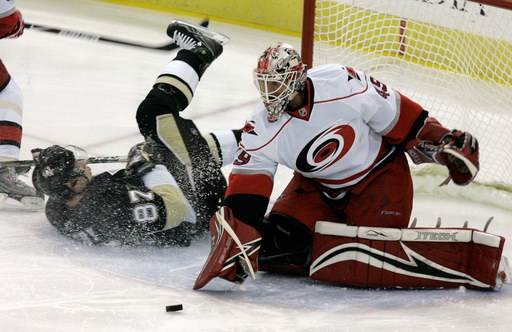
left=32, top=145, right=82, bottom=199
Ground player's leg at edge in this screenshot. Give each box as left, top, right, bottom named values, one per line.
left=0, top=61, right=44, bottom=211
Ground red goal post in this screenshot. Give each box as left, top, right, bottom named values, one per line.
left=300, top=0, right=512, bottom=209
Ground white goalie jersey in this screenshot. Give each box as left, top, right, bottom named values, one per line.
left=233, top=64, right=424, bottom=196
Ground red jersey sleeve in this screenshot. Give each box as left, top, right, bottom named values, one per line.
left=226, top=173, right=273, bottom=199
left=383, top=92, right=425, bottom=145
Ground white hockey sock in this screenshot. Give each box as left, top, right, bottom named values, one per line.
left=155, top=60, right=200, bottom=104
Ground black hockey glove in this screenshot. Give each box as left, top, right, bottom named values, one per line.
left=125, top=142, right=156, bottom=178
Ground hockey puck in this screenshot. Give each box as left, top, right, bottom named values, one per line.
left=166, top=304, right=183, bottom=312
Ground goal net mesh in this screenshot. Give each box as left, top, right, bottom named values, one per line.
left=305, top=0, right=512, bottom=208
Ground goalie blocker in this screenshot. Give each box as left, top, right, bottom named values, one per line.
left=311, top=222, right=511, bottom=290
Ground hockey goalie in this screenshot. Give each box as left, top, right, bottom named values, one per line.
left=193, top=42, right=511, bottom=291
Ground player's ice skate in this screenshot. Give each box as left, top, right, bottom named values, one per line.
left=0, top=167, right=44, bottom=211
left=167, top=19, right=230, bottom=64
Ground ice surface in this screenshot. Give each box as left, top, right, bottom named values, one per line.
left=1, top=0, right=511, bottom=331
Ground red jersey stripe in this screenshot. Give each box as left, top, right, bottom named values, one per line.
left=226, top=173, right=273, bottom=199
left=384, top=92, right=424, bottom=144
left=0, top=123, right=22, bottom=143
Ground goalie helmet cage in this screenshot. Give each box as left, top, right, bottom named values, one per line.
left=301, top=0, right=512, bottom=211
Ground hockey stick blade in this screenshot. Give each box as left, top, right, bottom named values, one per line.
left=24, top=19, right=210, bottom=51
left=0, top=155, right=128, bottom=169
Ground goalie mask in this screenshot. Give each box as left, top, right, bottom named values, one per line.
left=253, top=42, right=307, bottom=122
left=32, top=145, right=84, bottom=199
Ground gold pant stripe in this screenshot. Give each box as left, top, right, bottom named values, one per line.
left=156, top=114, right=195, bottom=190
left=0, top=99, right=23, bottom=118
left=155, top=76, right=193, bottom=104
left=151, top=184, right=189, bottom=230
left=203, top=133, right=221, bottom=166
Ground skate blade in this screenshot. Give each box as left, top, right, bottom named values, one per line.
left=0, top=193, right=44, bottom=211
left=170, top=19, right=231, bottom=45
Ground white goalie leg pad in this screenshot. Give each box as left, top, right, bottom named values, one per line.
left=310, top=221, right=506, bottom=289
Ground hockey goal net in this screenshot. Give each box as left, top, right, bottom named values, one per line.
left=301, top=0, right=512, bottom=209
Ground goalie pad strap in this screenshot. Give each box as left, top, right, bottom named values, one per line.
left=193, top=206, right=261, bottom=290
left=311, top=222, right=505, bottom=289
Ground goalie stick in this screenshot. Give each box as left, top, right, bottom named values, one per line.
left=24, top=19, right=210, bottom=51
left=0, top=155, right=128, bottom=169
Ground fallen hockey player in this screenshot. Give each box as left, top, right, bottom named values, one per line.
left=193, top=42, right=511, bottom=290
left=29, top=20, right=239, bottom=246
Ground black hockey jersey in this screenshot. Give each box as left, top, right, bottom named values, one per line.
left=45, top=170, right=200, bottom=246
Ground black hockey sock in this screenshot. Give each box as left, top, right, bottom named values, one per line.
left=174, top=49, right=208, bottom=78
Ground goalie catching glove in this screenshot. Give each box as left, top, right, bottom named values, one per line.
left=193, top=206, right=261, bottom=290
left=406, top=117, right=479, bottom=185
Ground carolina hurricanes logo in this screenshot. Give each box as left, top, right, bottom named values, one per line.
left=296, top=123, right=356, bottom=173
left=242, top=121, right=257, bottom=135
